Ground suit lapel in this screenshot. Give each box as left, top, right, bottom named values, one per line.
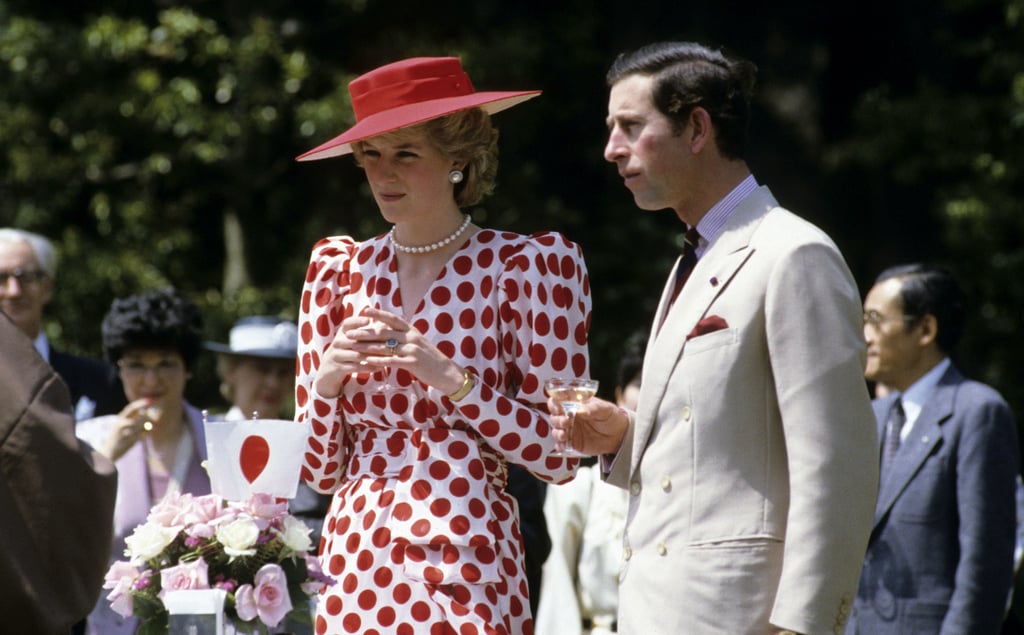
left=873, top=366, right=961, bottom=528
left=632, top=187, right=776, bottom=471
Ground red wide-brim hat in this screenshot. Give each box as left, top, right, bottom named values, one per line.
left=296, top=57, right=541, bottom=162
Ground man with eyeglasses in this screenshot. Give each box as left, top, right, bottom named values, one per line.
left=0, top=228, right=125, bottom=419
left=847, top=263, right=1019, bottom=634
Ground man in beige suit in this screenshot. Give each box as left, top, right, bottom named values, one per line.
left=552, top=42, right=879, bottom=635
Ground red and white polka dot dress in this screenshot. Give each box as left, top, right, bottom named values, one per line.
left=296, top=229, right=592, bottom=635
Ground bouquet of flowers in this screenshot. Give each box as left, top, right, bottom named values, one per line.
left=102, top=491, right=332, bottom=634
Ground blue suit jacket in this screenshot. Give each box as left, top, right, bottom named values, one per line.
left=49, top=348, right=126, bottom=419
left=848, top=364, right=1019, bottom=634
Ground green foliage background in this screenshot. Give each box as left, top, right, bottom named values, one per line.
left=2, top=0, right=1022, bottom=430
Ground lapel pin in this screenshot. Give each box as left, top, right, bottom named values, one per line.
left=710, top=276, right=719, bottom=286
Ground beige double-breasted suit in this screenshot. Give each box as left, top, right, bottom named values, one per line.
left=607, top=187, right=878, bottom=635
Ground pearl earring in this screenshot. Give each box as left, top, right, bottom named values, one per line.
left=448, top=169, right=464, bottom=184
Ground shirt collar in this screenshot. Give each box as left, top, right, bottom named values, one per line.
left=34, top=332, right=50, bottom=361
left=692, top=174, right=758, bottom=256
left=897, top=357, right=951, bottom=426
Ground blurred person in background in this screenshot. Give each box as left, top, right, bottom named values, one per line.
left=0, top=228, right=125, bottom=420
left=0, top=311, right=117, bottom=634
left=207, top=315, right=330, bottom=542
left=207, top=315, right=300, bottom=421
left=76, top=287, right=211, bottom=635
left=536, top=331, right=645, bottom=635
left=848, top=263, right=1018, bottom=634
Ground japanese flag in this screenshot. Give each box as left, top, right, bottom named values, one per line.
left=203, top=419, right=309, bottom=500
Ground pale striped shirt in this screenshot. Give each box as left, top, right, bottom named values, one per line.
left=692, top=174, right=758, bottom=257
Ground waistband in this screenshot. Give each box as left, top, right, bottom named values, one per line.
left=345, top=426, right=508, bottom=548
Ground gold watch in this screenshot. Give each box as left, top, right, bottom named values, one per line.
left=448, top=369, right=476, bottom=402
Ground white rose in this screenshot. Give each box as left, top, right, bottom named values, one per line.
left=217, top=517, right=260, bottom=557
left=276, top=515, right=313, bottom=555
left=124, top=522, right=180, bottom=562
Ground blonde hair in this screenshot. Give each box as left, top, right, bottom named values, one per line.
left=353, top=107, right=499, bottom=208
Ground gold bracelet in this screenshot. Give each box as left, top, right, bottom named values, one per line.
left=448, top=369, right=476, bottom=402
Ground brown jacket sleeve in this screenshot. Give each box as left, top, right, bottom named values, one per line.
left=0, top=313, right=117, bottom=634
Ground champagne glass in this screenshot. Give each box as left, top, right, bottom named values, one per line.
left=376, top=336, right=398, bottom=392
left=357, top=320, right=397, bottom=392
left=141, top=405, right=163, bottom=432
left=546, top=377, right=599, bottom=457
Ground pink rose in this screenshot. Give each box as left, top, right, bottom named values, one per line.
left=157, top=558, right=210, bottom=600
left=235, top=493, right=288, bottom=530
left=105, top=583, right=135, bottom=618
left=234, top=563, right=293, bottom=627
left=147, top=491, right=193, bottom=528
left=182, top=494, right=227, bottom=539
left=234, top=584, right=257, bottom=621
left=103, top=560, right=140, bottom=589
left=103, top=561, right=141, bottom=618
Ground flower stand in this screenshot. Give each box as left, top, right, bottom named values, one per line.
left=165, top=589, right=228, bottom=635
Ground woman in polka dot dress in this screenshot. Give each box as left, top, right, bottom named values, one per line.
left=293, top=57, right=592, bottom=635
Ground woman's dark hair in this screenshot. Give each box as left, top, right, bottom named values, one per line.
left=875, top=263, right=967, bottom=354
left=102, top=287, right=204, bottom=368
left=606, top=41, right=757, bottom=160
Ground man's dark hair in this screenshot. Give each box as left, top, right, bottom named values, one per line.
left=102, top=287, right=204, bottom=368
left=875, top=263, right=967, bottom=354
left=606, top=41, right=757, bottom=160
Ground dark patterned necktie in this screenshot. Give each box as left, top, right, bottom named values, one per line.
left=659, top=227, right=701, bottom=333
left=668, top=227, right=701, bottom=306
left=881, top=397, right=906, bottom=479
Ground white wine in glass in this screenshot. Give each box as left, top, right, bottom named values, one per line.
left=356, top=320, right=398, bottom=392
left=546, top=377, right=599, bottom=457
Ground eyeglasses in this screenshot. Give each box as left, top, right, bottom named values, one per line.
left=117, top=359, right=183, bottom=380
left=0, top=268, right=49, bottom=287
left=863, top=310, right=917, bottom=328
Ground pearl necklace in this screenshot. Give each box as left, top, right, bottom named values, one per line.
left=389, top=214, right=472, bottom=254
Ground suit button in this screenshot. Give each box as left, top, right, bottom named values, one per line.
left=657, top=543, right=667, bottom=556
left=630, top=481, right=641, bottom=495
left=660, top=476, right=671, bottom=491
left=623, top=546, right=632, bottom=561
left=681, top=406, right=692, bottom=421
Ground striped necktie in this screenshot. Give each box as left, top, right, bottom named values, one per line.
left=881, top=397, right=906, bottom=479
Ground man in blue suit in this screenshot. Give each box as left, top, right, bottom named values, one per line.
left=848, top=263, right=1019, bottom=634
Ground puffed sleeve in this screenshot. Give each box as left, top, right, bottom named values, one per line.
left=430, top=231, right=592, bottom=484
left=296, top=236, right=358, bottom=494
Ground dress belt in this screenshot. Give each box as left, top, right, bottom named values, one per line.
left=344, top=426, right=510, bottom=585
left=345, top=427, right=508, bottom=547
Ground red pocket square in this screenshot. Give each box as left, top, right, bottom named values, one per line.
left=687, top=315, right=729, bottom=340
